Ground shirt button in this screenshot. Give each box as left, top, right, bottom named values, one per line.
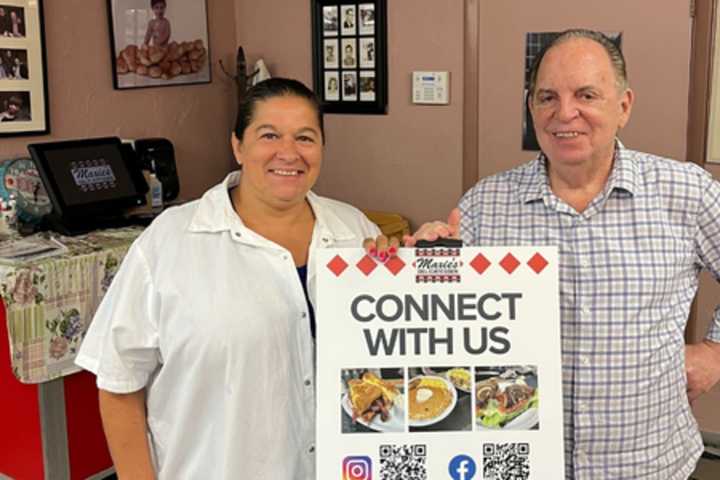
left=578, top=401, right=589, bottom=412
left=581, top=306, right=591, bottom=316
left=304, top=379, right=312, bottom=386
left=577, top=450, right=588, bottom=464
left=309, top=445, right=315, bottom=454
left=301, top=312, right=307, bottom=318
left=233, top=232, right=241, bottom=238
left=579, top=355, right=590, bottom=366
left=282, top=254, right=289, bottom=260
left=322, top=237, right=330, bottom=243
left=580, top=258, right=590, bottom=267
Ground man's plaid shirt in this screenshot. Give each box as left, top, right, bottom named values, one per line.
left=459, top=142, right=720, bottom=479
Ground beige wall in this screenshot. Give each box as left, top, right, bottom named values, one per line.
left=476, top=0, right=692, bottom=179
left=0, top=0, right=239, bottom=200
left=235, top=0, right=464, bottom=228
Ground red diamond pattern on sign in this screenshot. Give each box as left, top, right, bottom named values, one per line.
left=499, top=253, right=520, bottom=274
left=326, top=255, right=348, bottom=277
left=470, top=253, right=491, bottom=274
left=384, top=256, right=406, bottom=276
left=527, top=253, right=549, bottom=274
left=356, top=255, right=377, bottom=276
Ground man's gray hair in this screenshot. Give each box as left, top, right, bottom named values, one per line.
left=528, top=29, right=628, bottom=97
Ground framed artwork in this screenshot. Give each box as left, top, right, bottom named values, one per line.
left=0, top=0, right=49, bottom=137
left=312, top=0, right=387, bottom=114
left=107, top=0, right=211, bottom=90
left=522, top=31, right=622, bottom=151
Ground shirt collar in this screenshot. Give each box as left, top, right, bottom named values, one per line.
left=187, top=171, right=358, bottom=244
left=520, top=139, right=639, bottom=204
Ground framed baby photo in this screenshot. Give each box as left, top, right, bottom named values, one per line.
left=0, top=0, right=50, bottom=137
left=107, top=0, right=211, bottom=90
left=312, top=0, right=387, bottom=114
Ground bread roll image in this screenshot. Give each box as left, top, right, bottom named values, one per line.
left=121, top=45, right=138, bottom=64
left=159, top=59, right=172, bottom=73
left=166, top=41, right=181, bottom=62
left=148, top=65, right=163, bottom=78
left=190, top=60, right=201, bottom=73
left=188, top=48, right=203, bottom=61
left=170, top=61, right=182, bottom=76
left=136, top=64, right=149, bottom=76
left=193, top=39, right=204, bottom=50
left=148, top=46, right=166, bottom=64
left=138, top=49, right=152, bottom=66
left=180, top=61, right=192, bottom=74
left=116, top=56, right=129, bottom=74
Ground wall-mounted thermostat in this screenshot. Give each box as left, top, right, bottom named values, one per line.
left=412, top=71, right=450, bottom=105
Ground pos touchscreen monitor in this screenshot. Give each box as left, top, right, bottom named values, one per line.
left=28, top=137, right=149, bottom=235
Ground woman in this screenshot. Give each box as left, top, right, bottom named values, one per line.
left=76, top=78, right=380, bottom=479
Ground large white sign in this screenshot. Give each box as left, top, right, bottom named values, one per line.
left=317, top=246, right=564, bottom=480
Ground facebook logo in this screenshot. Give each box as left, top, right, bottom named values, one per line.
left=448, top=454, right=476, bottom=480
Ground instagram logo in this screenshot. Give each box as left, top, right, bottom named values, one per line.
left=342, top=455, right=372, bottom=480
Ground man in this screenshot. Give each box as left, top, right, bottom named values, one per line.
left=368, top=29, right=720, bottom=479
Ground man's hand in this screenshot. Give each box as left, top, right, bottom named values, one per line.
left=402, top=208, right=461, bottom=247
left=363, top=208, right=461, bottom=261
left=685, top=340, right=720, bottom=403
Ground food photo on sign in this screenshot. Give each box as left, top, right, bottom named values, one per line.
left=408, top=366, right=472, bottom=432
left=341, top=368, right=405, bottom=433
left=475, top=365, right=539, bottom=430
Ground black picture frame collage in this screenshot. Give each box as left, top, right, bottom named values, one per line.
left=312, top=0, right=387, bottom=114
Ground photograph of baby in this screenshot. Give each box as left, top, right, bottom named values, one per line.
left=109, top=0, right=210, bottom=89
left=341, top=5, right=356, bottom=35
left=358, top=3, right=375, bottom=35
left=408, top=366, right=472, bottom=432
left=323, top=38, right=338, bottom=69
left=341, top=368, right=405, bottom=434
left=0, top=49, right=28, bottom=80
left=0, top=91, right=31, bottom=122
left=0, top=5, right=25, bottom=38
left=324, top=71, right=339, bottom=101
left=359, top=71, right=375, bottom=102
left=322, top=5, right=338, bottom=36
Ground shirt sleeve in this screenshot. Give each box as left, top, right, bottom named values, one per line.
left=75, top=240, right=161, bottom=393
left=696, top=172, right=720, bottom=342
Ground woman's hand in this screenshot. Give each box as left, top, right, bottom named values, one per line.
left=363, top=234, right=400, bottom=262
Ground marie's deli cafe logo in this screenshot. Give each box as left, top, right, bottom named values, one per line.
left=414, top=248, right=462, bottom=283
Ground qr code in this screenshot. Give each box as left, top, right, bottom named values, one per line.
left=379, top=444, right=427, bottom=480
left=483, top=443, right=530, bottom=480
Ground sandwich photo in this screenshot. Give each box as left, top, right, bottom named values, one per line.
left=475, top=366, right=539, bottom=429
left=342, top=370, right=405, bottom=432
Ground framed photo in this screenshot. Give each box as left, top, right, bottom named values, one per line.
left=0, top=1, right=49, bottom=137
left=324, top=71, right=340, bottom=101
left=323, top=38, right=338, bottom=69
left=340, top=5, right=356, bottom=35
left=107, top=0, right=211, bottom=90
left=312, top=0, right=387, bottom=114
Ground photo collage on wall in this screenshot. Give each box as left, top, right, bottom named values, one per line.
left=321, top=3, right=376, bottom=103
left=0, top=3, right=31, bottom=123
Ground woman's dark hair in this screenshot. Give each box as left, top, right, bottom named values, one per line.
left=233, top=78, right=325, bottom=144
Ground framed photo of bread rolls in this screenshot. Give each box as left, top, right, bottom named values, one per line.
left=107, top=0, right=211, bottom=90
left=312, top=0, right=387, bottom=114
left=0, top=0, right=49, bottom=137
